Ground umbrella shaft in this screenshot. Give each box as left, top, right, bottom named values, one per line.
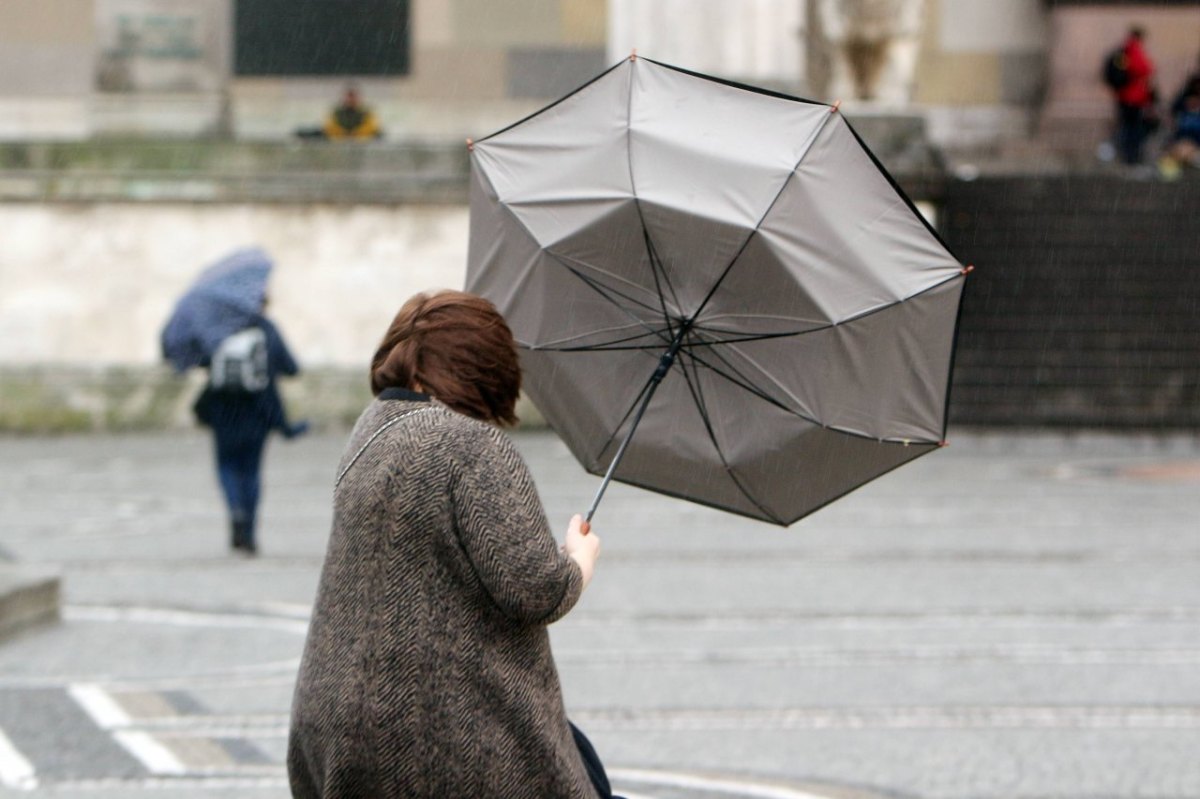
left=584, top=375, right=659, bottom=523
left=585, top=323, right=689, bottom=524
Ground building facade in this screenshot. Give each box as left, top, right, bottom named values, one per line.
left=0, top=0, right=608, bottom=141
left=3, top=1, right=1197, bottom=151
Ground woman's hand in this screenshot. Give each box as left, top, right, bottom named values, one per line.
left=564, top=514, right=600, bottom=590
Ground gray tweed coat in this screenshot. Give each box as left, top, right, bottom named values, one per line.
left=287, top=390, right=593, bottom=798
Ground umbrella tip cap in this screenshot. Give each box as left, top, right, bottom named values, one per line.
left=939, top=440, right=950, bottom=448
left=466, top=138, right=474, bottom=151
left=831, top=100, right=842, bottom=113
left=630, top=49, right=638, bottom=61
left=961, top=264, right=975, bottom=275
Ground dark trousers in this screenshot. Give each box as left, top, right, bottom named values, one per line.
left=570, top=722, right=623, bottom=799
left=1116, top=102, right=1150, bottom=164
left=214, top=432, right=266, bottom=545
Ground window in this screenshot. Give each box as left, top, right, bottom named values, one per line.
left=234, top=0, right=410, bottom=76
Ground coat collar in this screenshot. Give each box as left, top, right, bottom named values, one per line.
left=379, top=387, right=431, bottom=403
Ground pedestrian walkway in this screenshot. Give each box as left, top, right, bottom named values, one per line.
left=1, top=430, right=1199, bottom=798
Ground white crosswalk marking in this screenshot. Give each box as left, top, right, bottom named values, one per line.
left=68, top=683, right=187, bottom=775
left=0, top=725, right=37, bottom=791
left=111, top=731, right=187, bottom=776
left=67, top=684, right=131, bottom=729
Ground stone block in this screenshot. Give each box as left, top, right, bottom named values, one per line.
left=0, top=566, right=60, bottom=642
left=916, top=51, right=1001, bottom=105
left=560, top=0, right=607, bottom=46
left=999, top=51, right=1047, bottom=106
left=402, top=45, right=507, bottom=100
left=507, top=47, right=606, bottom=99
left=452, top=0, right=560, bottom=47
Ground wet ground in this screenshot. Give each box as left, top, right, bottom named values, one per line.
left=1, top=429, right=1199, bottom=798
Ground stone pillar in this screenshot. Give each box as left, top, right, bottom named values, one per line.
left=806, top=0, right=925, bottom=104
left=608, top=0, right=805, bottom=89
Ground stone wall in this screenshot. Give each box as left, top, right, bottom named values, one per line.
left=0, top=187, right=491, bottom=432
left=8, top=174, right=1196, bottom=432
left=0, top=364, right=546, bottom=433
left=0, top=202, right=470, bottom=369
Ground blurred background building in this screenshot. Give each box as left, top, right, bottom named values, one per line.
left=4, top=1, right=1198, bottom=152
left=1, top=0, right=1198, bottom=431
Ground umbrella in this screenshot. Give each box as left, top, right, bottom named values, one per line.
left=161, top=248, right=273, bottom=372
left=466, top=56, right=969, bottom=526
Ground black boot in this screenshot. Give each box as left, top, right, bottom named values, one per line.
left=241, top=526, right=258, bottom=556
left=231, top=518, right=248, bottom=551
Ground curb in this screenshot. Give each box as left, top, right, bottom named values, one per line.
left=0, top=565, right=61, bottom=643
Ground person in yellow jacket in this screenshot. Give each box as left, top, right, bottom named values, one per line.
left=323, top=87, right=382, bottom=140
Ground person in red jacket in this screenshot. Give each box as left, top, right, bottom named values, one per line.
left=1112, top=26, right=1157, bottom=165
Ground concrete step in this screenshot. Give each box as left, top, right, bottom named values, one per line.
left=0, top=565, right=61, bottom=642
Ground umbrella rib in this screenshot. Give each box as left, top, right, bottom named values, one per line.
left=545, top=254, right=675, bottom=346
left=677, top=345, right=784, bottom=524
left=590, top=354, right=660, bottom=467
left=684, top=328, right=821, bottom=347
left=625, top=60, right=682, bottom=333
left=686, top=344, right=873, bottom=442
left=685, top=108, right=841, bottom=323
left=686, top=272, right=967, bottom=346
left=546, top=254, right=666, bottom=319
left=644, top=227, right=683, bottom=333
left=682, top=341, right=813, bottom=423
left=476, top=59, right=628, bottom=143
left=690, top=337, right=940, bottom=445
left=688, top=334, right=930, bottom=442
left=548, top=250, right=671, bottom=318
left=527, top=341, right=677, bottom=353
left=476, top=177, right=669, bottom=333
left=528, top=324, right=673, bottom=351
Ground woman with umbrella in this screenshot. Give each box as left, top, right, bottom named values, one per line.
left=162, top=248, right=308, bottom=555
left=287, top=290, right=610, bottom=799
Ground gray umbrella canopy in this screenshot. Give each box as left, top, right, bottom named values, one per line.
left=466, top=57, right=967, bottom=526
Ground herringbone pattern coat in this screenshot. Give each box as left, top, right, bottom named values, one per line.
left=287, top=393, right=593, bottom=798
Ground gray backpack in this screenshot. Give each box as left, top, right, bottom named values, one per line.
left=209, top=327, right=269, bottom=393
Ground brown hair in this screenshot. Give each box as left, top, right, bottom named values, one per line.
left=370, top=290, right=521, bottom=426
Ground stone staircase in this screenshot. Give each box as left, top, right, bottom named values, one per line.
left=942, top=175, right=1200, bottom=428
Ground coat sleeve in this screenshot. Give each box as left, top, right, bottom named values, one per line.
left=450, top=423, right=583, bottom=625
